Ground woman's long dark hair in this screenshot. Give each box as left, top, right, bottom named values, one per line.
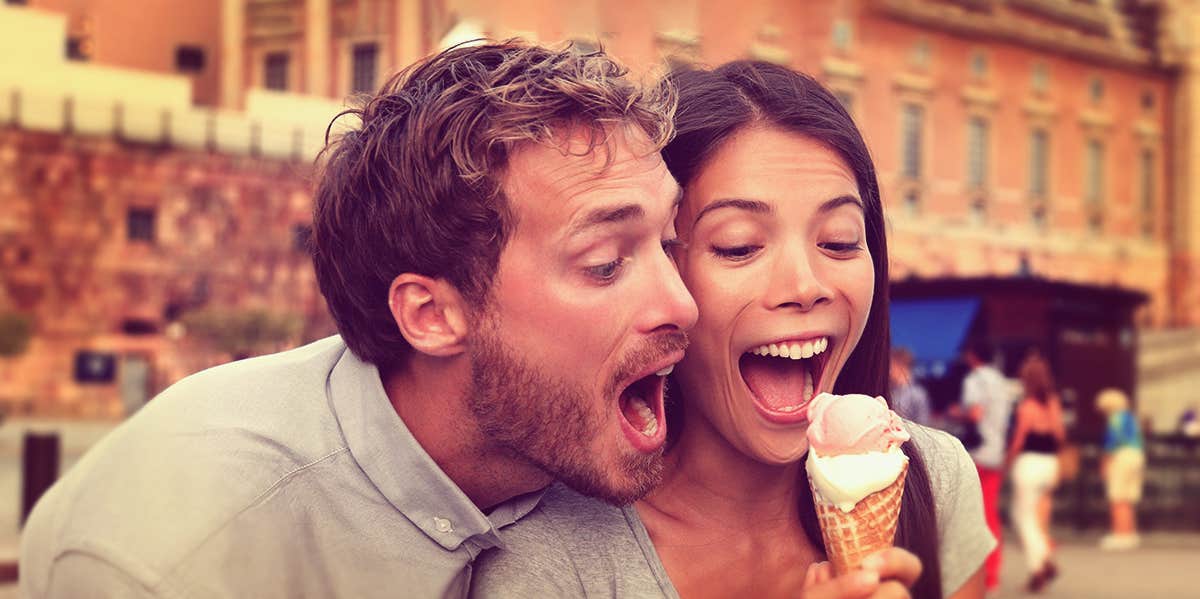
left=662, top=61, right=943, bottom=599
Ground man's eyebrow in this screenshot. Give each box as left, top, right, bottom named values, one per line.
left=568, top=204, right=645, bottom=236
left=692, top=198, right=772, bottom=226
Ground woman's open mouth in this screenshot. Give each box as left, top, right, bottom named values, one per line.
left=737, top=336, right=831, bottom=424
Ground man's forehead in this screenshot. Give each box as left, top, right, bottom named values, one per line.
left=502, top=126, right=674, bottom=221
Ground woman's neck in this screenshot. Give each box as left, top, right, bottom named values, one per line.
left=640, top=414, right=806, bottom=529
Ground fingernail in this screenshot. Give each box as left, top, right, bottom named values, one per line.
left=862, top=555, right=884, bottom=571
left=857, top=569, right=880, bottom=586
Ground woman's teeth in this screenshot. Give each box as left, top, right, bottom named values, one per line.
left=747, top=337, right=828, bottom=360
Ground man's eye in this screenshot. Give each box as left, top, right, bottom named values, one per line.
left=711, top=245, right=761, bottom=261
left=585, top=258, right=626, bottom=282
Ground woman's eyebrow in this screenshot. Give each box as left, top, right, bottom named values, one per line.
left=819, top=195, right=864, bottom=214
left=692, top=198, right=773, bottom=226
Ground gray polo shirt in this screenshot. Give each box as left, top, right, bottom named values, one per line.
left=20, top=337, right=542, bottom=598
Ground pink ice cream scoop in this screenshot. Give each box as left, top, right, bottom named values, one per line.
left=807, top=393, right=910, bottom=456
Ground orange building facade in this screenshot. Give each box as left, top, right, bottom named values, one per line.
left=2, top=0, right=1199, bottom=417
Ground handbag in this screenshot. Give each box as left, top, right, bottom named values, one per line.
left=959, top=421, right=983, bottom=451
left=1057, top=443, right=1080, bottom=482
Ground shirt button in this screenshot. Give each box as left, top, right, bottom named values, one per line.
left=433, top=517, right=453, bottom=533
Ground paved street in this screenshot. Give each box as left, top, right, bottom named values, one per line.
left=0, top=419, right=1194, bottom=597
left=992, top=531, right=1199, bottom=598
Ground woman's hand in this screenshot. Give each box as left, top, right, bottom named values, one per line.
left=802, top=548, right=923, bottom=598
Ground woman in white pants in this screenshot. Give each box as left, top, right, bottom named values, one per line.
left=1005, top=355, right=1066, bottom=593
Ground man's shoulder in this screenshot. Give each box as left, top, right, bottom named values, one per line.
left=20, top=337, right=361, bottom=594
left=508, top=483, right=629, bottom=542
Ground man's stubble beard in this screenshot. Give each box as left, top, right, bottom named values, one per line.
left=466, top=316, right=664, bottom=505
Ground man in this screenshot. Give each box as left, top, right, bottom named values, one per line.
left=958, top=340, right=1015, bottom=594
left=20, top=42, right=697, bottom=598
left=889, top=347, right=931, bottom=426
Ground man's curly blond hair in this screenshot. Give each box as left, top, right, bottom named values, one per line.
left=311, top=40, right=677, bottom=369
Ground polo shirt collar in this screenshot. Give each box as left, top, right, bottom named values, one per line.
left=327, top=346, right=542, bottom=551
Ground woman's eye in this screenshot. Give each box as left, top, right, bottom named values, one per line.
left=585, top=258, right=626, bottom=282
left=819, top=242, right=863, bottom=254
left=710, top=245, right=761, bottom=261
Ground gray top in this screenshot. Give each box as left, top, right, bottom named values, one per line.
left=20, top=337, right=542, bottom=599
left=472, top=424, right=994, bottom=598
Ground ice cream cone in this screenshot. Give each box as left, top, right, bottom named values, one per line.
left=811, top=461, right=907, bottom=575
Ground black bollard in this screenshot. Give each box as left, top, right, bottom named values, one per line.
left=21, top=431, right=60, bottom=526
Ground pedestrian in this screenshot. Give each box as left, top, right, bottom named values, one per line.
left=19, top=41, right=698, bottom=597
left=952, top=339, right=1015, bottom=594
left=1097, top=388, right=1146, bottom=550
left=891, top=347, right=932, bottom=426
left=1005, top=354, right=1066, bottom=592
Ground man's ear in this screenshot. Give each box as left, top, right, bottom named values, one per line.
left=388, top=274, right=471, bottom=357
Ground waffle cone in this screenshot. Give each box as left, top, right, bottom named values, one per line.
left=810, top=461, right=907, bottom=575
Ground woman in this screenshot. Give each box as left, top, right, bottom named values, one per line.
left=1096, top=388, right=1145, bottom=551
left=472, top=62, right=992, bottom=599
left=1004, top=355, right=1066, bottom=592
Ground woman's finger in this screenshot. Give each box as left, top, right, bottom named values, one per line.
left=861, top=548, right=923, bottom=588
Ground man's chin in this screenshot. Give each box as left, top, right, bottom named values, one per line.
left=555, top=448, right=665, bottom=506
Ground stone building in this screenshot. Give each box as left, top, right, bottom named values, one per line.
left=2, top=0, right=1200, bottom=423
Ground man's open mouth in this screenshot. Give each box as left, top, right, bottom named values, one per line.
left=616, top=363, right=673, bottom=452
left=738, top=337, right=831, bottom=422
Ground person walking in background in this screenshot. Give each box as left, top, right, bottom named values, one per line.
left=1005, top=354, right=1066, bottom=593
left=891, top=346, right=932, bottom=426
left=1097, top=388, right=1146, bottom=551
left=955, top=340, right=1015, bottom=594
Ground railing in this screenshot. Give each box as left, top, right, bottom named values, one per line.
left=1010, top=435, right=1200, bottom=531
left=1, top=87, right=329, bottom=162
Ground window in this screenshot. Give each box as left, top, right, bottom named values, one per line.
left=127, top=208, right=156, bottom=242
left=832, top=19, right=853, bottom=52
left=1085, top=140, right=1105, bottom=234
left=1032, top=62, right=1049, bottom=94
left=834, top=91, right=853, bottom=114
left=1029, top=129, right=1049, bottom=198
left=292, top=224, right=312, bottom=253
left=176, top=46, right=205, bottom=72
left=903, top=189, right=920, bottom=216
left=910, top=39, right=931, bottom=69
left=1141, top=91, right=1156, bottom=112
left=351, top=43, right=379, bottom=93
left=901, top=104, right=924, bottom=180
left=264, top=52, right=289, bottom=91
left=1089, top=77, right=1105, bottom=104
left=1140, top=150, right=1155, bottom=238
left=74, top=351, right=116, bottom=383
left=967, top=117, right=988, bottom=189
left=121, top=319, right=158, bottom=335
left=1085, top=139, right=1105, bottom=205
left=969, top=50, right=988, bottom=79
left=571, top=39, right=601, bottom=55
left=66, top=36, right=88, bottom=61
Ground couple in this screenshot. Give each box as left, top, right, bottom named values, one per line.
left=20, top=42, right=991, bottom=599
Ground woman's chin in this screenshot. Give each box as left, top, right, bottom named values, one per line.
left=735, top=430, right=811, bottom=466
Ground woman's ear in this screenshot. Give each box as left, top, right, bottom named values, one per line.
left=387, top=274, right=470, bottom=357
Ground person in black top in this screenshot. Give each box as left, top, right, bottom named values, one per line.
left=1005, top=354, right=1067, bottom=593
